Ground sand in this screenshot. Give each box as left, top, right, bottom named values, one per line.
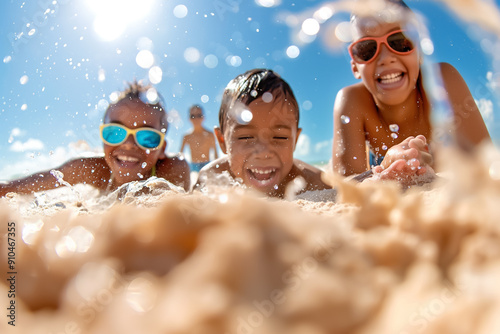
left=1, top=145, right=500, bottom=334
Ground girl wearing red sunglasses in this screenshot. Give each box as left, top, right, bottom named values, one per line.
left=332, top=0, right=490, bottom=183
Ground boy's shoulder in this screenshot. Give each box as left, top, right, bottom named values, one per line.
left=290, top=159, right=331, bottom=192
left=192, top=157, right=230, bottom=191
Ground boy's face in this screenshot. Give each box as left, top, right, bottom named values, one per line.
left=350, top=18, right=421, bottom=106
left=103, top=99, right=166, bottom=185
left=189, top=107, right=204, bottom=125
left=215, top=97, right=301, bottom=195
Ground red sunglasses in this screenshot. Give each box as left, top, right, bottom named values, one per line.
left=349, top=29, right=415, bottom=64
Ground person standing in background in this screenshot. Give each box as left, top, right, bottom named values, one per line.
left=180, top=105, right=219, bottom=173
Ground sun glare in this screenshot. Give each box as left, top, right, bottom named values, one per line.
left=86, top=0, right=155, bottom=41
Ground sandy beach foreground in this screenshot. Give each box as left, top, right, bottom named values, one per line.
left=1, top=145, right=500, bottom=334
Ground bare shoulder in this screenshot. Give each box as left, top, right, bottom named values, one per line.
left=156, top=154, right=190, bottom=190
left=203, top=127, right=215, bottom=135
left=437, top=62, right=458, bottom=75
left=334, top=83, right=374, bottom=116
left=192, top=157, right=230, bottom=191
left=291, top=159, right=331, bottom=192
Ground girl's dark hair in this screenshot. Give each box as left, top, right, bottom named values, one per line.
left=103, top=80, right=168, bottom=132
left=350, top=0, right=411, bottom=22
left=218, top=69, right=299, bottom=132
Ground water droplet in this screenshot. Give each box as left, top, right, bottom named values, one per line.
left=262, top=92, right=273, bottom=103
left=382, top=145, right=388, bottom=151
left=250, top=89, right=258, bottom=97
left=173, top=4, right=188, bottom=18
left=389, top=124, right=399, bottom=132
left=240, top=109, right=253, bottom=123
left=391, top=133, right=398, bottom=139
left=20, top=75, right=29, bottom=85
left=3, top=55, right=12, bottom=63
left=141, top=162, right=147, bottom=169
left=273, top=184, right=279, bottom=190
left=21, top=104, right=27, bottom=110
left=145, top=149, right=151, bottom=154
left=136, top=50, right=154, bottom=69
left=137, top=173, right=144, bottom=179
left=340, top=115, right=350, bottom=124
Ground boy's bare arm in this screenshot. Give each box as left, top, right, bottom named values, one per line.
left=180, top=136, right=188, bottom=154
left=290, top=159, right=332, bottom=193
left=439, top=62, right=491, bottom=148
left=333, top=85, right=372, bottom=176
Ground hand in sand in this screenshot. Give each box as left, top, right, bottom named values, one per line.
left=373, top=135, right=435, bottom=186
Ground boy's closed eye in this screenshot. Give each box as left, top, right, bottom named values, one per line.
left=237, top=135, right=254, bottom=140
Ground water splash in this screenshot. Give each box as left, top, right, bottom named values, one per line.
left=50, top=170, right=83, bottom=204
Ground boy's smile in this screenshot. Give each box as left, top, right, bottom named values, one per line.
left=103, top=99, right=166, bottom=186
left=216, top=97, right=301, bottom=195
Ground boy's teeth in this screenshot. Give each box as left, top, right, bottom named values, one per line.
left=251, top=168, right=276, bottom=175
left=117, top=155, right=139, bottom=162
left=249, top=168, right=276, bottom=182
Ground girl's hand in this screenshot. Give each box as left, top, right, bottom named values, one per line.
left=373, top=135, right=435, bottom=186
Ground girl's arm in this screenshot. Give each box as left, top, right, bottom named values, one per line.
left=332, top=84, right=372, bottom=176
left=0, top=157, right=110, bottom=196
left=439, top=62, right=491, bottom=149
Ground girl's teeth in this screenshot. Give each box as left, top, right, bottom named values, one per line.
left=117, top=155, right=139, bottom=162
left=379, top=73, right=403, bottom=84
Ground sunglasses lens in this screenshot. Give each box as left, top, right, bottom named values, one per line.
left=102, top=125, right=127, bottom=145
left=136, top=129, right=162, bottom=149
left=388, top=32, right=414, bottom=53
left=352, top=40, right=378, bottom=63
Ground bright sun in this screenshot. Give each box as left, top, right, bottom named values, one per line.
left=86, top=0, right=155, bottom=41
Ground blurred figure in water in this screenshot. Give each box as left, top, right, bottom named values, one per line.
left=332, top=0, right=490, bottom=181
left=0, top=81, right=190, bottom=196
left=180, top=105, right=218, bottom=173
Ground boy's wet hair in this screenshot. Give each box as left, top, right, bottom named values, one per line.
left=103, top=80, right=169, bottom=132
left=218, top=69, right=299, bottom=132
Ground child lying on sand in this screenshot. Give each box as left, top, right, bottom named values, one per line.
left=194, top=69, right=434, bottom=198
left=0, top=82, right=189, bottom=197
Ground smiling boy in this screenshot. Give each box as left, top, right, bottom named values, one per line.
left=193, top=69, right=331, bottom=198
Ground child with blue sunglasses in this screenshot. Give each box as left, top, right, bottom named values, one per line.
left=332, top=0, right=490, bottom=183
left=0, top=82, right=190, bottom=196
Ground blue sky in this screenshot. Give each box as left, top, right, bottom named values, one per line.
left=1, top=0, right=500, bottom=180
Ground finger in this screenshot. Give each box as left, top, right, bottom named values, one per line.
left=420, top=151, right=433, bottom=165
